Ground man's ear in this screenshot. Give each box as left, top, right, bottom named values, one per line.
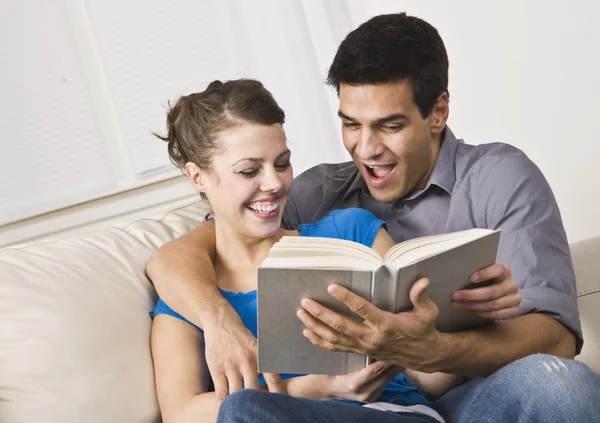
left=185, top=162, right=208, bottom=194
left=429, top=92, right=449, bottom=134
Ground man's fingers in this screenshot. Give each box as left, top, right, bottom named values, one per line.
left=297, top=308, right=357, bottom=348
left=302, top=328, right=356, bottom=354
left=454, top=292, right=521, bottom=313
left=472, top=306, right=521, bottom=321
left=212, top=373, right=229, bottom=401
left=227, top=372, right=243, bottom=394
left=242, top=369, right=260, bottom=391
left=454, top=275, right=518, bottom=303
left=299, top=298, right=364, bottom=339
left=263, top=373, right=285, bottom=394
left=326, top=284, right=383, bottom=324
left=471, top=263, right=511, bottom=284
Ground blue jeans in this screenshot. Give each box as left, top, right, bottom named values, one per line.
left=217, top=354, right=600, bottom=423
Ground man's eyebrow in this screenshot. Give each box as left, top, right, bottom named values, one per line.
left=231, top=149, right=291, bottom=167
left=337, top=111, right=356, bottom=122
left=374, top=113, right=408, bottom=125
left=337, top=111, right=408, bottom=124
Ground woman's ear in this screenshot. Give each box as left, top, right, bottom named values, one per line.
left=185, top=162, right=208, bottom=194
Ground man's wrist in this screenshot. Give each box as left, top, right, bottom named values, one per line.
left=421, top=331, right=461, bottom=373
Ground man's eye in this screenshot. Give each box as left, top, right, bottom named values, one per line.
left=275, top=161, right=291, bottom=171
left=239, top=169, right=259, bottom=177
left=382, top=125, right=403, bottom=132
left=342, top=122, right=359, bottom=129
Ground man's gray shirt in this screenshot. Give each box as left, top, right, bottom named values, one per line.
left=282, top=127, right=582, bottom=352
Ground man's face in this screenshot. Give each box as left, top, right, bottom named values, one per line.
left=338, top=80, right=446, bottom=203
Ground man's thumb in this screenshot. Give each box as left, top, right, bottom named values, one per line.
left=410, top=278, right=434, bottom=309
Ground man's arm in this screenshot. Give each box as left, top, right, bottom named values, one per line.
left=146, top=220, right=260, bottom=398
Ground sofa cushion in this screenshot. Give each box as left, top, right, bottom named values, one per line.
left=571, top=236, right=600, bottom=374
left=0, top=201, right=210, bottom=423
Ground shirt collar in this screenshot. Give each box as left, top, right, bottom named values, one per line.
left=426, top=126, right=459, bottom=195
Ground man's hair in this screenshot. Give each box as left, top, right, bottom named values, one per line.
left=327, top=13, right=449, bottom=118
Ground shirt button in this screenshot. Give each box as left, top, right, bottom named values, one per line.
left=395, top=201, right=404, bottom=209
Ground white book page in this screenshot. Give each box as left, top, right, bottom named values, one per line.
left=262, top=236, right=383, bottom=269
left=386, top=229, right=496, bottom=267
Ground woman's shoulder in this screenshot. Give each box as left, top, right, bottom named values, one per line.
left=299, top=208, right=386, bottom=245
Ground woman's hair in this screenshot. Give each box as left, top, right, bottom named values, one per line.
left=327, top=13, right=449, bottom=118
left=154, top=79, right=285, bottom=173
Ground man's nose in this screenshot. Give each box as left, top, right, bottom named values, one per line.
left=356, top=129, right=384, bottom=160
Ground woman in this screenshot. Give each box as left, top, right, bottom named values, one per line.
left=150, top=79, right=518, bottom=423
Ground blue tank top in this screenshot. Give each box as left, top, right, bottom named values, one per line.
left=151, top=208, right=433, bottom=408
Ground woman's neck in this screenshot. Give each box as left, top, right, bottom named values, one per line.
left=213, top=221, right=291, bottom=292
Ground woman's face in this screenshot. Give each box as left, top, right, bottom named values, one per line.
left=188, top=122, right=293, bottom=240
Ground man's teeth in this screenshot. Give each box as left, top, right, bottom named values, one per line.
left=248, top=201, right=280, bottom=213
left=366, top=164, right=395, bottom=178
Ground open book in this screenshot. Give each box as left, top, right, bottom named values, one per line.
left=257, top=228, right=500, bottom=375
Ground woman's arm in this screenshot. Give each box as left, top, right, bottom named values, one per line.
left=151, top=314, right=224, bottom=423
left=147, top=220, right=260, bottom=397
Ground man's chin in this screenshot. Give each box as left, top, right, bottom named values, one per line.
left=365, top=185, right=404, bottom=203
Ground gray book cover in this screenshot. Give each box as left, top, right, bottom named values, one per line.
left=258, top=230, right=500, bottom=375
left=258, top=268, right=371, bottom=375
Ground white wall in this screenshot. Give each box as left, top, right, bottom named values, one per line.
left=347, top=1, right=600, bottom=243
left=0, top=0, right=352, bottom=247
left=2, top=0, right=598, bottom=246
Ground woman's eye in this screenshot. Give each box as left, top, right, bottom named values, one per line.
left=239, top=169, right=259, bottom=177
left=275, top=161, right=291, bottom=171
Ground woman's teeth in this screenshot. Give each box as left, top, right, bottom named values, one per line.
left=248, top=201, right=280, bottom=213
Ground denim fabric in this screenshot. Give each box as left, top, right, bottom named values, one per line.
left=216, top=354, right=600, bottom=423
left=436, top=354, right=600, bottom=422
left=217, top=390, right=440, bottom=423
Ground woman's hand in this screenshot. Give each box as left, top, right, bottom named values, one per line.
left=285, top=361, right=402, bottom=403
left=452, top=263, right=522, bottom=320
left=329, top=361, right=403, bottom=403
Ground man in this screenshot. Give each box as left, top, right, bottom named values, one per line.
left=147, top=13, right=600, bottom=422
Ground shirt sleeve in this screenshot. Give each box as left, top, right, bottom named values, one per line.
left=475, top=148, right=582, bottom=352
left=331, top=208, right=388, bottom=247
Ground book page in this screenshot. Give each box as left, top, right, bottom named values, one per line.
left=385, top=229, right=496, bottom=267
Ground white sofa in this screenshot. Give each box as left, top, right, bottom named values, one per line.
left=1, top=201, right=598, bottom=423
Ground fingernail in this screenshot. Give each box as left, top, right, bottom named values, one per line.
left=328, top=284, right=341, bottom=295
left=471, top=273, right=480, bottom=282
left=301, top=299, right=312, bottom=310
left=452, top=292, right=462, bottom=301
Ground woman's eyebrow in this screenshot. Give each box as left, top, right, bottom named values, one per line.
left=231, top=157, right=262, bottom=167
left=231, top=149, right=290, bottom=167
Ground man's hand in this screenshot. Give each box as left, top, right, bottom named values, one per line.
left=452, top=263, right=521, bottom=320
left=202, top=307, right=259, bottom=401
left=297, top=278, right=444, bottom=371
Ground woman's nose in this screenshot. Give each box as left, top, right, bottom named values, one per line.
left=260, top=170, right=284, bottom=192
